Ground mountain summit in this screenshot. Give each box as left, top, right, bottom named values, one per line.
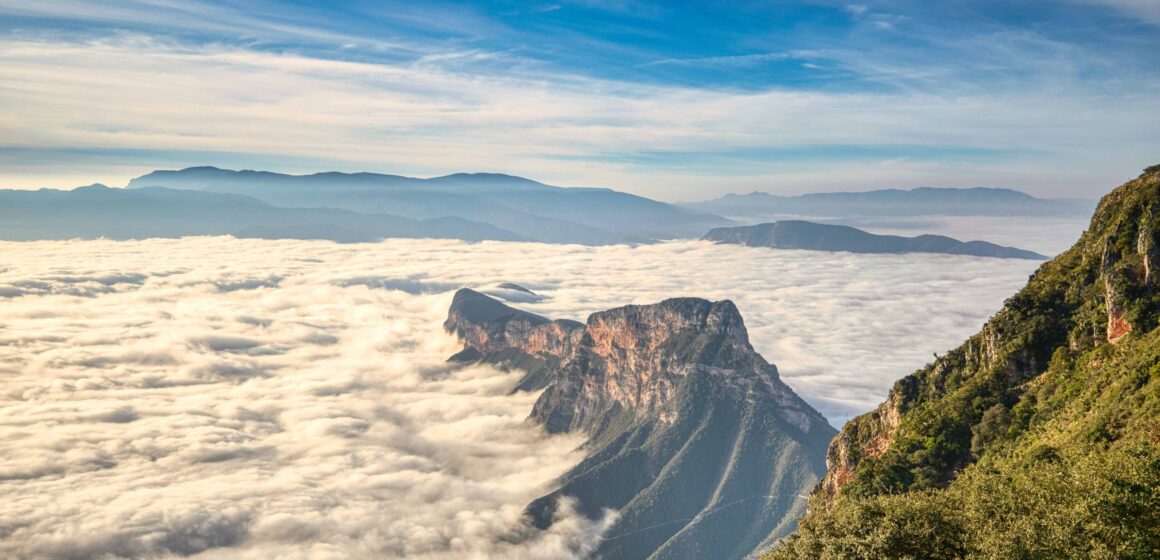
left=444, top=289, right=835, bottom=560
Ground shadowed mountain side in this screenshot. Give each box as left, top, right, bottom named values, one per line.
left=443, top=289, right=836, bottom=560
left=684, top=187, right=1096, bottom=219
left=128, top=167, right=731, bottom=244
left=704, top=220, right=1046, bottom=259
left=0, top=185, right=523, bottom=243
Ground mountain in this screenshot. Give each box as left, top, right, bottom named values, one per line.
left=765, top=166, right=1160, bottom=559
left=704, top=220, right=1046, bottom=260
left=443, top=289, right=836, bottom=560
left=127, top=167, right=731, bottom=244
left=685, top=187, right=1096, bottom=219
left=0, top=184, right=522, bottom=242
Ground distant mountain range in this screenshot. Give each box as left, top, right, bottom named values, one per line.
left=0, top=184, right=522, bottom=242
left=1, top=167, right=1092, bottom=246
left=684, top=187, right=1096, bottom=219
left=704, top=220, right=1046, bottom=260
left=444, top=289, right=835, bottom=560
left=125, top=167, right=730, bottom=244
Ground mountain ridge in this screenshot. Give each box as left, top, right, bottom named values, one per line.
left=0, top=184, right=523, bottom=243
left=685, top=186, right=1096, bottom=218
left=704, top=220, right=1046, bottom=259
left=127, top=167, right=731, bottom=244
left=765, top=165, right=1160, bottom=559
left=443, top=288, right=836, bottom=560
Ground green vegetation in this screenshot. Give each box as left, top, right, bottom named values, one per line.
left=766, top=167, right=1160, bottom=559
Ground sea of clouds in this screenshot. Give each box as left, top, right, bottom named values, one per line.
left=0, top=237, right=1042, bottom=558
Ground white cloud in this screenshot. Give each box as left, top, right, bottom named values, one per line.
left=1079, top=0, right=1160, bottom=24
left=0, top=31, right=1156, bottom=198
left=0, top=236, right=1039, bottom=557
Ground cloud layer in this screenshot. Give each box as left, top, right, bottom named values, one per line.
left=0, top=237, right=1039, bottom=557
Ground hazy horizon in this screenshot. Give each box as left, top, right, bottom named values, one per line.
left=0, top=164, right=1116, bottom=204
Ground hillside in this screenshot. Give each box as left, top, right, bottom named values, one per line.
left=764, top=166, right=1160, bottom=559
left=704, top=220, right=1045, bottom=260
left=443, top=289, right=836, bottom=560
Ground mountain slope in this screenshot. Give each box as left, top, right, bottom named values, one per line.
left=0, top=184, right=522, bottom=242
left=127, top=167, right=731, bottom=244
left=765, top=166, right=1160, bottom=559
left=443, top=289, right=836, bottom=560
left=704, top=220, right=1046, bottom=259
left=685, top=186, right=1095, bottom=219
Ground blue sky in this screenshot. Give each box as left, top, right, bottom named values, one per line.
left=0, top=0, right=1157, bottom=198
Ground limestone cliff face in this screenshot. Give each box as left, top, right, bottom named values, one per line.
left=444, top=289, right=583, bottom=391
left=820, top=383, right=909, bottom=495
left=816, top=165, right=1160, bottom=500
left=1138, top=203, right=1158, bottom=284
left=444, top=288, right=580, bottom=355
left=445, top=290, right=835, bottom=560
left=532, top=298, right=802, bottom=434
left=447, top=291, right=820, bottom=434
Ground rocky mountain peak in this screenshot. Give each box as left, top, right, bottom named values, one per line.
left=445, top=290, right=795, bottom=434
left=581, top=297, right=759, bottom=375
left=443, top=289, right=835, bottom=560
left=443, top=289, right=583, bottom=388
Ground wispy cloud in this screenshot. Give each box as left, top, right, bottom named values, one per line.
left=0, top=1, right=1157, bottom=197
left=1078, top=0, right=1160, bottom=24
left=643, top=51, right=808, bottom=68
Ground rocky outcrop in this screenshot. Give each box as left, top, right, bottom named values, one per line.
left=1103, top=238, right=1133, bottom=343
left=821, top=383, right=909, bottom=495
left=445, top=289, right=836, bottom=560
left=444, top=289, right=582, bottom=390
left=704, top=220, right=1047, bottom=259
left=1138, top=203, right=1158, bottom=285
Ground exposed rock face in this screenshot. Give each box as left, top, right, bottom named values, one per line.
left=1103, top=239, right=1133, bottom=343
left=1139, top=204, right=1159, bottom=284
left=821, top=382, right=909, bottom=495
left=815, top=165, right=1160, bottom=500
left=444, top=289, right=582, bottom=391
left=704, top=220, right=1047, bottom=260
left=445, top=289, right=835, bottom=560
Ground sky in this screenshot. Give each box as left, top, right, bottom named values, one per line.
left=0, top=236, right=1035, bottom=557
left=0, top=0, right=1158, bottom=199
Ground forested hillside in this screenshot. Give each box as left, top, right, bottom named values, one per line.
left=766, top=166, right=1160, bottom=559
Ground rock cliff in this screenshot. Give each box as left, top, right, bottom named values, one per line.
left=445, top=289, right=836, bottom=560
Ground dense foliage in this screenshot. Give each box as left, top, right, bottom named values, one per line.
left=766, top=167, right=1160, bottom=559
left=768, top=329, right=1160, bottom=559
